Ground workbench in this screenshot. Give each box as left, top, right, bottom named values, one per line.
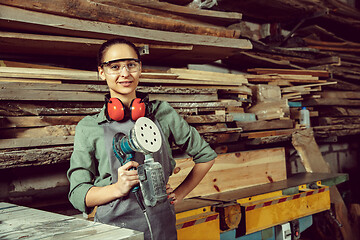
left=0, top=202, right=143, bottom=240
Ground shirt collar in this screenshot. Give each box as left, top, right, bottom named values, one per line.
left=96, top=105, right=108, bottom=125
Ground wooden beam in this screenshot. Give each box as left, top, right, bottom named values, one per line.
left=118, top=0, right=243, bottom=26
left=318, top=107, right=360, bottom=117
left=0, top=116, right=84, bottom=129
left=169, top=68, right=248, bottom=84
left=241, top=128, right=296, bottom=139
left=0, top=102, right=102, bottom=116
left=0, top=67, right=99, bottom=81
left=0, top=136, right=74, bottom=149
left=1, top=125, right=75, bottom=139
left=313, top=124, right=360, bottom=138
left=0, top=146, right=73, bottom=169
left=281, top=82, right=337, bottom=93
left=182, top=114, right=233, bottom=124
left=303, top=99, right=360, bottom=106
left=236, top=119, right=294, bottom=132
left=148, top=93, right=218, bottom=102
left=319, top=91, right=360, bottom=99
left=318, top=117, right=360, bottom=126
left=0, top=89, right=104, bottom=101
left=0, top=81, right=108, bottom=92
left=248, top=68, right=330, bottom=78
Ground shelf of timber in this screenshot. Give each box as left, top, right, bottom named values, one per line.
left=0, top=66, right=251, bottom=168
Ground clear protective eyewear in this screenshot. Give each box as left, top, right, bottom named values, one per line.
left=101, top=58, right=141, bottom=75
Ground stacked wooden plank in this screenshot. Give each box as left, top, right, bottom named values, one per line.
left=0, top=2, right=251, bottom=67
left=0, top=64, right=253, bottom=169
left=211, top=0, right=360, bottom=42
left=218, top=10, right=360, bottom=141
left=0, top=0, right=250, bottom=170
left=0, top=0, right=242, bottom=38
left=295, top=26, right=360, bottom=138
left=224, top=68, right=333, bottom=143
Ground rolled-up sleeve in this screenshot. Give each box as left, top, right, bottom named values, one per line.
left=67, top=118, right=98, bottom=214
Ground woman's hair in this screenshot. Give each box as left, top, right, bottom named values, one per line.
left=97, top=38, right=141, bottom=66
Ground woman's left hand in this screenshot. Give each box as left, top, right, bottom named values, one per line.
left=166, top=184, right=182, bottom=205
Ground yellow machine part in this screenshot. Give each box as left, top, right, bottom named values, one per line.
left=175, top=182, right=331, bottom=239
left=237, top=191, right=283, bottom=205
left=176, top=207, right=220, bottom=240
left=243, top=186, right=330, bottom=234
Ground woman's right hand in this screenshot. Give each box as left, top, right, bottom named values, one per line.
left=114, top=161, right=140, bottom=197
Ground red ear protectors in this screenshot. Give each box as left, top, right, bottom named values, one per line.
left=130, top=98, right=146, bottom=121
left=106, top=97, right=146, bottom=122
left=106, top=98, right=125, bottom=121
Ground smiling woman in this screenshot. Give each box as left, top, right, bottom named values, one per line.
left=97, top=39, right=142, bottom=107
left=67, top=38, right=217, bottom=240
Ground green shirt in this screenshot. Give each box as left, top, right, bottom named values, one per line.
left=67, top=100, right=217, bottom=213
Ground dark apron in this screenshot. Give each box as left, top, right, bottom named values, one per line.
left=95, top=119, right=177, bottom=240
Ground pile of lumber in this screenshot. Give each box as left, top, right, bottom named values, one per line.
left=0, top=2, right=251, bottom=67
left=1, top=0, right=359, bottom=169
left=0, top=64, right=253, bottom=169
left=217, top=2, right=360, bottom=141
left=2, top=62, right=351, bottom=169
left=212, top=0, right=360, bottom=42
left=296, top=26, right=360, bottom=138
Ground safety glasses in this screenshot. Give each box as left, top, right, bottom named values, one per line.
left=100, top=58, right=141, bottom=75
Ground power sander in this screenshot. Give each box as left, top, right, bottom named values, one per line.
left=112, top=117, right=168, bottom=207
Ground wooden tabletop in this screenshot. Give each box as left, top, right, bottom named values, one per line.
left=0, top=202, right=143, bottom=240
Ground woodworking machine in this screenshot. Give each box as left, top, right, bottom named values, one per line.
left=174, top=172, right=348, bottom=240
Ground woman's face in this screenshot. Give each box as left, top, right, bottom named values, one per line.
left=98, top=43, right=141, bottom=102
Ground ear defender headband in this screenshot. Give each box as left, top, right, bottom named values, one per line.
left=105, top=96, right=146, bottom=122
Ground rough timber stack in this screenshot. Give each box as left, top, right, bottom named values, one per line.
left=0, top=0, right=359, bottom=240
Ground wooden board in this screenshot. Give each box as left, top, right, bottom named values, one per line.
left=318, top=117, right=360, bottom=126
left=0, top=81, right=108, bottom=92
left=241, top=128, right=296, bottom=139
left=318, top=107, right=360, bottom=117
left=1, top=125, right=75, bottom=139
left=281, top=82, right=337, bottom=93
left=313, top=124, right=360, bottom=138
left=303, top=98, right=360, bottom=106
left=0, top=202, right=143, bottom=239
left=0, top=116, right=84, bottom=128
left=182, top=114, right=233, bottom=124
left=0, top=89, right=105, bottom=101
left=0, top=101, right=103, bottom=116
left=0, top=146, right=73, bottom=169
left=319, top=91, right=360, bottom=99
left=169, top=147, right=287, bottom=198
left=248, top=68, right=330, bottom=78
left=169, top=68, right=248, bottom=84
left=148, top=93, right=218, bottom=102
left=0, top=136, right=74, bottom=150
left=120, top=0, right=243, bottom=26
left=235, top=119, right=294, bottom=132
